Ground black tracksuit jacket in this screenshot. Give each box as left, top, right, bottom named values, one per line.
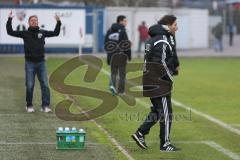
left=6, top=17, right=61, bottom=62
left=104, top=23, right=131, bottom=66
left=143, top=24, right=180, bottom=97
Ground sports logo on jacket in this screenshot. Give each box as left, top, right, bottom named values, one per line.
left=108, top=33, right=120, bottom=41
left=38, top=33, right=43, bottom=39
left=145, top=43, right=151, bottom=52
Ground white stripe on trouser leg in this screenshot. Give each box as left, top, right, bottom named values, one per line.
left=163, top=97, right=169, bottom=142
left=164, top=97, right=169, bottom=142
left=162, top=97, right=169, bottom=142
left=162, top=97, right=167, bottom=142
left=165, top=97, right=170, bottom=142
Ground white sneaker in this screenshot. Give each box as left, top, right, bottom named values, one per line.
left=109, top=85, right=117, bottom=95
left=26, top=107, right=35, bottom=113
left=41, top=107, right=52, bottom=113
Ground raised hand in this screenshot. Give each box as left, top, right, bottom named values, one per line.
left=8, top=10, right=14, bottom=18
left=55, top=14, right=60, bottom=21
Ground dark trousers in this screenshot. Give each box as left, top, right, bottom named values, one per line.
left=229, top=32, right=233, bottom=46
left=138, top=95, right=172, bottom=146
left=25, top=61, right=50, bottom=108
left=110, top=65, right=126, bottom=94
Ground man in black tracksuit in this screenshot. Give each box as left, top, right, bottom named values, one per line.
left=104, top=15, right=131, bottom=95
left=6, top=11, right=61, bottom=113
left=132, top=15, right=180, bottom=152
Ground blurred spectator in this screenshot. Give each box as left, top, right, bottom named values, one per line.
left=13, top=0, right=22, bottom=5
left=228, top=24, right=235, bottom=46
left=138, top=21, right=148, bottom=55
left=212, top=22, right=223, bottom=52
left=28, top=0, right=39, bottom=4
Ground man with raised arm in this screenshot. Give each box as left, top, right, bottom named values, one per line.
left=6, top=11, right=61, bottom=113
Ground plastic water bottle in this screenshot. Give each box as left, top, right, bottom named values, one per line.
left=65, top=127, right=70, bottom=132
left=57, top=127, right=64, bottom=142
left=79, top=129, right=85, bottom=143
left=71, top=127, right=77, bottom=142
left=58, top=127, right=63, bottom=132
left=65, top=127, right=71, bottom=142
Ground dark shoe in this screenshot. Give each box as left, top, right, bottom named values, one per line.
left=131, top=131, right=148, bottom=149
left=160, top=142, right=180, bottom=152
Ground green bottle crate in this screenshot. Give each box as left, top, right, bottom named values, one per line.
left=56, top=128, right=86, bottom=150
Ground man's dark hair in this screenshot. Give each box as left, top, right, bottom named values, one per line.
left=28, top=15, right=38, bottom=22
left=117, top=15, right=126, bottom=23
left=158, top=15, right=177, bottom=25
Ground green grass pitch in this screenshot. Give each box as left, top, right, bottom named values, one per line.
left=0, top=56, right=240, bottom=160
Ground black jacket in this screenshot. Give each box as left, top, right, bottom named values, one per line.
left=6, top=17, right=61, bottom=62
left=104, top=23, right=131, bottom=65
left=143, top=24, right=180, bottom=97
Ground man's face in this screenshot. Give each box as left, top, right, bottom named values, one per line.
left=28, top=16, right=38, bottom=28
left=168, top=21, right=178, bottom=34
left=120, top=18, right=128, bottom=27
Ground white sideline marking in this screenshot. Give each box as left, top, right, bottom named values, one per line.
left=101, top=65, right=240, bottom=135
left=66, top=95, right=135, bottom=160
left=93, top=121, right=135, bottom=160
left=203, top=141, right=240, bottom=160
left=172, top=100, right=240, bottom=136
left=175, top=140, right=240, bottom=160
left=100, top=64, right=240, bottom=136
left=130, top=140, right=240, bottom=160
left=135, top=98, right=240, bottom=136
left=231, top=124, right=240, bottom=127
